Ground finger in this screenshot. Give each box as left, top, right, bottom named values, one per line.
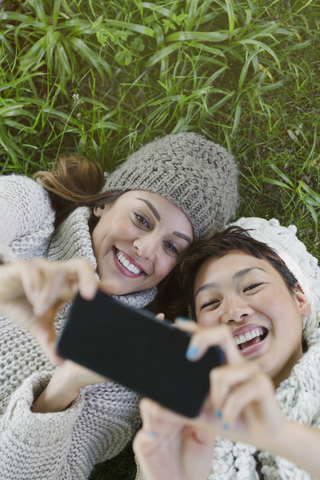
left=155, top=313, right=165, bottom=321
left=140, top=398, right=192, bottom=430
left=185, top=324, right=243, bottom=364
left=66, top=258, right=97, bottom=299
left=222, top=372, right=276, bottom=429
left=133, top=428, right=157, bottom=457
left=28, top=308, right=64, bottom=366
left=210, top=362, right=259, bottom=416
left=33, top=269, right=66, bottom=316
left=20, top=260, right=43, bottom=305
left=33, top=258, right=97, bottom=314
left=174, top=318, right=199, bottom=334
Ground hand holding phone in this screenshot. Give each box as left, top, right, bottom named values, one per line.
left=57, top=290, right=225, bottom=417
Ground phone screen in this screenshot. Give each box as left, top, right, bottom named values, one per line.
left=57, top=290, right=225, bottom=417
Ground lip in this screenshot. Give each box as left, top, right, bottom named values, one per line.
left=113, top=247, right=146, bottom=278
left=232, top=324, right=269, bottom=357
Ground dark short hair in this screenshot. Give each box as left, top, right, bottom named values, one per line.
left=179, top=226, right=298, bottom=320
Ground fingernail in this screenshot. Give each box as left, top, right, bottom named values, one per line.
left=222, top=422, right=229, bottom=430
left=186, top=345, right=199, bottom=360
left=149, top=432, right=157, bottom=438
left=176, top=316, right=189, bottom=322
left=214, top=409, right=222, bottom=419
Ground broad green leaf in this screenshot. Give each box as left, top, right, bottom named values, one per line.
left=232, top=103, right=241, bottom=136
left=233, top=39, right=281, bottom=69
left=91, top=122, right=121, bottom=131
left=102, top=19, right=155, bottom=38
left=140, top=3, right=173, bottom=18
left=0, top=104, right=29, bottom=116
left=269, top=164, right=294, bottom=187
left=208, top=93, right=233, bottom=113
left=304, top=203, right=318, bottom=228
left=298, top=181, right=320, bottom=204
left=145, top=42, right=181, bottom=67
left=225, top=0, right=235, bottom=32
left=260, top=176, right=292, bottom=190
left=202, top=66, right=229, bottom=88
left=191, top=43, right=226, bottom=58
left=166, top=31, right=229, bottom=42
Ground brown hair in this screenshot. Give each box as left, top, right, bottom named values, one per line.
left=179, top=226, right=298, bottom=320
left=34, top=155, right=125, bottom=230
left=34, top=154, right=185, bottom=319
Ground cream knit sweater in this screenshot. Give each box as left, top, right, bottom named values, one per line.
left=0, top=175, right=156, bottom=480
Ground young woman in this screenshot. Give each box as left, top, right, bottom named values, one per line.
left=134, top=217, right=320, bottom=480
left=0, top=132, right=238, bottom=479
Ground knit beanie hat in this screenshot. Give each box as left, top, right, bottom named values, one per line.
left=102, top=132, right=238, bottom=240
left=231, top=217, right=320, bottom=342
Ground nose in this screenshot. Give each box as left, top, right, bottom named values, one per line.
left=220, top=295, right=253, bottom=325
left=133, top=235, right=157, bottom=260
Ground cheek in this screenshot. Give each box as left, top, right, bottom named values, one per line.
left=157, top=257, right=177, bottom=278
left=197, top=312, right=218, bottom=328
left=103, top=216, right=135, bottom=240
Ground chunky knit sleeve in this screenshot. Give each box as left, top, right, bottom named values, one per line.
left=0, top=305, right=141, bottom=480
left=0, top=366, right=141, bottom=479
left=0, top=175, right=55, bottom=263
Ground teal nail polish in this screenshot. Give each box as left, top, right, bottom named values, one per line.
left=222, top=422, right=229, bottom=430
left=177, top=316, right=189, bottom=321
left=214, top=409, right=222, bottom=419
left=186, top=345, right=198, bottom=360
left=149, top=432, right=156, bottom=438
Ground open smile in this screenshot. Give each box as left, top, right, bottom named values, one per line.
left=233, top=325, right=268, bottom=356
left=113, top=247, right=146, bottom=278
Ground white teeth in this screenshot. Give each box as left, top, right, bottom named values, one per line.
left=116, top=252, right=142, bottom=274
left=234, top=328, right=265, bottom=347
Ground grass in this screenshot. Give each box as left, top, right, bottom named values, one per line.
left=1, top=0, right=320, bottom=478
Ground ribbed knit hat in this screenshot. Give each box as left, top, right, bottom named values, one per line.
left=231, top=217, right=320, bottom=342
left=102, top=132, right=238, bottom=240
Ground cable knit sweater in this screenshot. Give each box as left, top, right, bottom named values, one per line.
left=0, top=175, right=156, bottom=480
left=136, top=330, right=320, bottom=480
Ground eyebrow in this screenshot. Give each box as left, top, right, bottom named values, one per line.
left=137, top=198, right=161, bottom=221
left=173, top=231, right=192, bottom=245
left=195, top=267, right=266, bottom=298
left=137, top=198, right=192, bottom=245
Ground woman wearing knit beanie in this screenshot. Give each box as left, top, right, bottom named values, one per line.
left=134, top=217, right=320, bottom=480
left=0, top=132, right=237, bottom=479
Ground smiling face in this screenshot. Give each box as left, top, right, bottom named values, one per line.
left=91, top=190, right=193, bottom=296
left=194, top=251, right=311, bottom=387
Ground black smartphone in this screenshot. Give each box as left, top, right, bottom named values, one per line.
left=57, top=290, right=225, bottom=418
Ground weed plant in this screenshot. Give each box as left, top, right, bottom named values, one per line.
left=1, top=0, right=320, bottom=478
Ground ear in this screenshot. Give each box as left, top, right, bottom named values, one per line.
left=294, top=284, right=311, bottom=317
left=93, top=205, right=105, bottom=218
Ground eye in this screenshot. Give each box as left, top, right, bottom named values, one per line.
left=163, top=241, right=179, bottom=255
left=134, top=213, right=150, bottom=228
left=200, top=300, right=220, bottom=311
left=244, top=283, right=263, bottom=292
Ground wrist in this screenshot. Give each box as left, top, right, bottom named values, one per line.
left=32, top=367, right=80, bottom=413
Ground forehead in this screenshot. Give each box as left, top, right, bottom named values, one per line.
left=194, top=250, right=282, bottom=292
